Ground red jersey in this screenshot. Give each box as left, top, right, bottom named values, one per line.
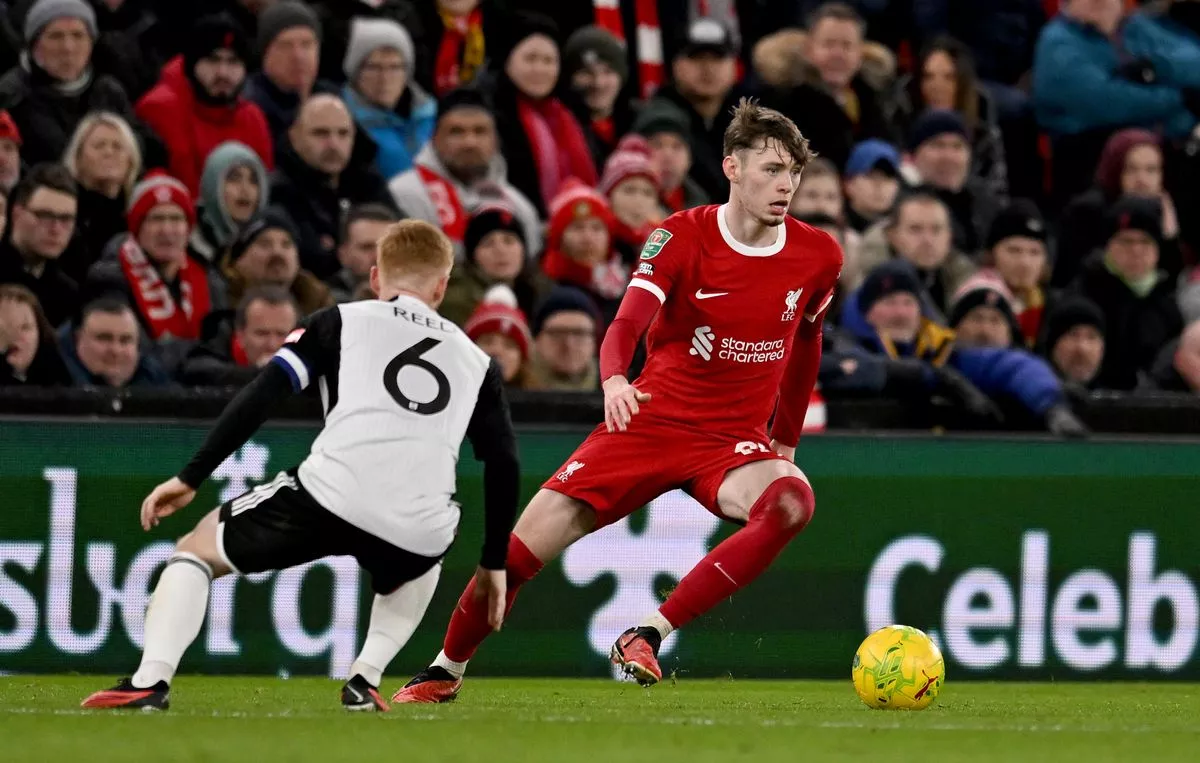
left=625, top=205, right=843, bottom=437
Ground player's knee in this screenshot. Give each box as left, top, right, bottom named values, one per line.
left=753, top=476, right=815, bottom=534
left=505, top=533, right=545, bottom=587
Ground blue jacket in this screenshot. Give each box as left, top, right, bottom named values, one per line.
left=343, top=84, right=437, bottom=180
left=844, top=288, right=1064, bottom=415
left=1032, top=15, right=1196, bottom=138
left=1123, top=12, right=1200, bottom=90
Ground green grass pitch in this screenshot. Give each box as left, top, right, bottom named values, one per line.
left=3, top=677, right=1198, bottom=762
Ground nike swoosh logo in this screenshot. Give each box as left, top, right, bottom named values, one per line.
left=346, top=686, right=364, bottom=703
left=695, top=290, right=729, bottom=300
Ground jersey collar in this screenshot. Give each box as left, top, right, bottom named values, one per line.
left=717, top=203, right=786, bottom=257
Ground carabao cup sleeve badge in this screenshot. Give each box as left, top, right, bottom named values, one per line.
left=640, top=228, right=672, bottom=259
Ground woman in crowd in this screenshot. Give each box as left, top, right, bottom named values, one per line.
left=0, top=284, right=71, bottom=385
left=61, top=111, right=142, bottom=280
left=341, top=18, right=437, bottom=179
left=540, top=179, right=626, bottom=326
left=902, top=35, right=1007, bottom=200
left=598, top=135, right=664, bottom=261
left=488, top=12, right=598, bottom=217
left=464, top=285, right=533, bottom=389
left=441, top=203, right=554, bottom=327
left=1055, top=130, right=1183, bottom=287
left=190, top=142, right=269, bottom=264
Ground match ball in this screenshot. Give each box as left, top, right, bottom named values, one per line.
left=851, top=625, right=945, bottom=710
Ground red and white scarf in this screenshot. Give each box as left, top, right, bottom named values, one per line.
left=593, top=0, right=663, bottom=100
left=117, top=237, right=211, bottom=341
left=517, top=95, right=598, bottom=211
left=417, top=164, right=469, bottom=244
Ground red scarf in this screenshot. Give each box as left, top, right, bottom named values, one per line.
left=542, top=247, right=628, bottom=300
left=1016, top=305, right=1044, bottom=348
left=662, top=186, right=686, bottom=213
left=592, top=117, right=616, bottom=149
left=230, top=332, right=250, bottom=367
left=118, top=237, right=210, bottom=341
left=417, top=164, right=468, bottom=244
left=435, top=8, right=485, bottom=96
left=517, top=95, right=598, bottom=211
left=594, top=0, right=663, bottom=99
left=614, top=218, right=655, bottom=252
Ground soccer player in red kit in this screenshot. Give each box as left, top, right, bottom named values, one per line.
left=395, top=99, right=843, bottom=702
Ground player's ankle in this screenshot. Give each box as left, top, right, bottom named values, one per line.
left=433, top=650, right=468, bottom=679
left=639, top=612, right=675, bottom=642
left=349, top=661, right=384, bottom=687
left=132, top=661, right=174, bottom=689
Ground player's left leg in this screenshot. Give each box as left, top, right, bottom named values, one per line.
left=81, top=509, right=232, bottom=710
left=614, top=457, right=815, bottom=685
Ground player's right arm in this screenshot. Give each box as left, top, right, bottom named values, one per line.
left=599, top=217, right=690, bottom=432
left=141, top=308, right=342, bottom=531
left=464, top=359, right=520, bottom=629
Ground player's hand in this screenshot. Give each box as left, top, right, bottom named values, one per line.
left=769, top=439, right=796, bottom=463
left=602, top=375, right=651, bottom=432
left=140, top=476, right=197, bottom=531
left=473, top=566, right=508, bottom=631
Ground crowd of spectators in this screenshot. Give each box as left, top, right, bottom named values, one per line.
left=0, top=0, right=1198, bottom=427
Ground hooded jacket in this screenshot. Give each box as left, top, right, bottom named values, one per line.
left=191, top=141, right=271, bottom=263
left=135, top=56, right=274, bottom=195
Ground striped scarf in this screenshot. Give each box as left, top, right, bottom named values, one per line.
left=593, top=0, right=663, bottom=100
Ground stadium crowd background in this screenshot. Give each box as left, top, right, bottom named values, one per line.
left=0, top=0, right=1197, bottom=432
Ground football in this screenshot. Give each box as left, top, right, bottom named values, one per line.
left=852, top=625, right=945, bottom=710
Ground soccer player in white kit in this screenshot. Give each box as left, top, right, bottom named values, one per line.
left=81, top=221, right=518, bottom=712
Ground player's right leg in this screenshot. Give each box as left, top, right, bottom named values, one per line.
left=391, top=488, right=595, bottom=703
left=81, top=510, right=231, bottom=711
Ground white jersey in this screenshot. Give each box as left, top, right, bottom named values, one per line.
left=271, top=296, right=494, bottom=555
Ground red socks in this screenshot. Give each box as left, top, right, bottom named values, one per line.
left=443, top=534, right=543, bottom=662
left=659, top=477, right=815, bottom=630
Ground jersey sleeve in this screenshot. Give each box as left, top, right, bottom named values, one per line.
left=802, top=233, right=845, bottom=325
left=271, top=306, right=342, bottom=392
left=465, top=360, right=520, bottom=570
left=625, top=214, right=693, bottom=305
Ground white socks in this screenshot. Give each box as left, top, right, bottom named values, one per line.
left=639, top=611, right=675, bottom=641
left=132, top=553, right=213, bottom=688
left=348, top=564, right=441, bottom=687
left=432, top=650, right=469, bottom=680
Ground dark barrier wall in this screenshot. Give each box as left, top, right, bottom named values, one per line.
left=1, top=419, right=1198, bottom=680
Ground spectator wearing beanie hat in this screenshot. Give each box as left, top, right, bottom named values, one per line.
left=244, top=1, right=337, bottom=150
left=136, top=14, right=273, bottom=196
left=632, top=99, right=709, bottom=213
left=1067, top=195, right=1184, bottom=391
left=342, top=18, right=436, bottom=179
left=526, top=284, right=601, bottom=392
left=948, top=271, right=1022, bottom=350
left=851, top=259, right=1087, bottom=436
left=0, top=0, right=142, bottom=168
left=599, top=134, right=665, bottom=257
left=220, top=207, right=335, bottom=317
left=562, top=25, right=636, bottom=169
left=85, top=172, right=227, bottom=343
left=979, top=199, right=1050, bottom=348
left=0, top=109, right=21, bottom=192
left=388, top=87, right=543, bottom=257
left=490, top=12, right=598, bottom=217
left=442, top=202, right=554, bottom=327
left=540, top=178, right=626, bottom=325
left=1040, top=296, right=1107, bottom=389
left=905, top=109, right=1001, bottom=256
left=465, top=284, right=533, bottom=388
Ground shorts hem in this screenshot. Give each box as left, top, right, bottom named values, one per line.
left=215, top=521, right=243, bottom=576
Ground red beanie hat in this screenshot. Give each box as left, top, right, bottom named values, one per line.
left=547, top=177, right=615, bottom=251
left=0, top=110, right=21, bottom=146
left=127, top=171, right=196, bottom=235
left=465, top=285, right=532, bottom=361
left=598, top=134, right=660, bottom=196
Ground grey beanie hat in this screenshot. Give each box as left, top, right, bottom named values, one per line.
left=23, top=0, right=97, bottom=43
left=344, top=17, right=415, bottom=80
left=256, top=1, right=322, bottom=55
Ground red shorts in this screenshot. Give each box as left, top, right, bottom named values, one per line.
left=541, top=417, right=786, bottom=528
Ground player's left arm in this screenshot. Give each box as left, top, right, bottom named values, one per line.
left=769, top=242, right=844, bottom=457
